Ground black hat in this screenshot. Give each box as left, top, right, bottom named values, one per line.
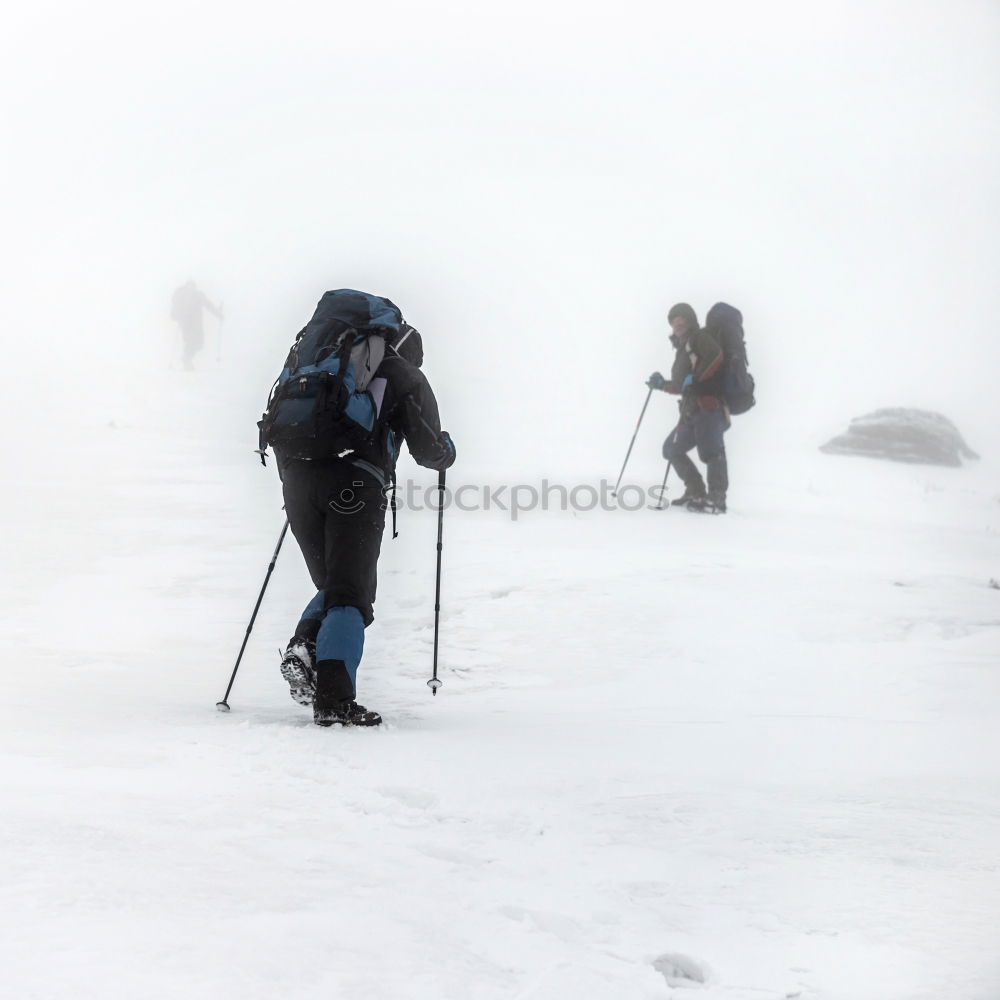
left=667, top=302, right=698, bottom=329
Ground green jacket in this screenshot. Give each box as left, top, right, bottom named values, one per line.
left=664, top=328, right=725, bottom=416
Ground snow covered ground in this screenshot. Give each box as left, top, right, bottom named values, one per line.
left=3, top=367, right=999, bottom=1000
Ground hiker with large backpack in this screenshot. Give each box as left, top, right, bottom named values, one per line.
left=646, top=302, right=740, bottom=514
left=258, top=289, right=456, bottom=726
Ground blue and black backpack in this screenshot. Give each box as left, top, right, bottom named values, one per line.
left=257, top=289, right=405, bottom=464
left=705, top=302, right=756, bottom=416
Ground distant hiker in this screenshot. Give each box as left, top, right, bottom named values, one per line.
left=170, top=280, right=223, bottom=370
left=647, top=302, right=729, bottom=513
left=258, top=289, right=456, bottom=727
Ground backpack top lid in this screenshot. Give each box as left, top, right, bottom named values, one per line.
left=705, top=302, right=743, bottom=332
left=705, top=302, right=745, bottom=353
left=282, top=289, right=404, bottom=377
left=304, top=289, right=405, bottom=340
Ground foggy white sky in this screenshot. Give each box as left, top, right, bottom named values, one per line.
left=2, top=0, right=998, bottom=476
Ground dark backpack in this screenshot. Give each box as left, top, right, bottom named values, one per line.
left=705, top=302, right=756, bottom=415
left=257, top=289, right=404, bottom=463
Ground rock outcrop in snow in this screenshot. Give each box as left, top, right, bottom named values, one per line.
left=820, top=408, right=979, bottom=467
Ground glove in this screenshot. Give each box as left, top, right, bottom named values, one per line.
left=646, top=371, right=665, bottom=390
left=681, top=373, right=695, bottom=391
left=438, top=431, right=456, bottom=468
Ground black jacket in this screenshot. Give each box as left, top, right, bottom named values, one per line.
left=347, top=352, right=455, bottom=486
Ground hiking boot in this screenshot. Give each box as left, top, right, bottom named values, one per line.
left=313, top=699, right=383, bottom=727
left=671, top=484, right=707, bottom=507
left=279, top=637, right=316, bottom=706
left=688, top=493, right=726, bottom=514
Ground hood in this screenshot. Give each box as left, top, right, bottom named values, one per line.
left=667, top=302, right=699, bottom=329
left=389, top=323, right=424, bottom=368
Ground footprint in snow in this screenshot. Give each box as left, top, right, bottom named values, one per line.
left=489, top=586, right=522, bottom=599
left=375, top=785, right=438, bottom=810
left=651, top=952, right=707, bottom=987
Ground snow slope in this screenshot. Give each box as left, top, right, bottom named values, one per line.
left=2, top=368, right=999, bottom=1000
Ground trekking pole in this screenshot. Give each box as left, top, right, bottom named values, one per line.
left=654, top=461, right=673, bottom=510
left=216, top=519, right=289, bottom=711
left=612, top=386, right=654, bottom=497
left=427, top=469, right=446, bottom=695
left=654, top=427, right=678, bottom=510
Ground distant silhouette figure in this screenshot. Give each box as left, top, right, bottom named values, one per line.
left=170, top=280, right=222, bottom=370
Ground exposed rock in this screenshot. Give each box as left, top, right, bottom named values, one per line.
left=820, top=408, right=979, bottom=467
